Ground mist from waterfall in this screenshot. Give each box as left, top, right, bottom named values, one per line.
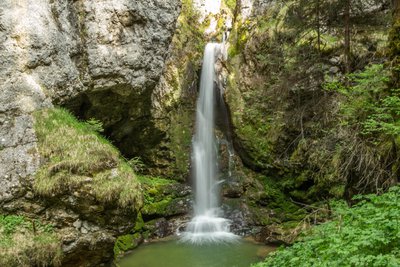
left=180, top=43, right=238, bottom=244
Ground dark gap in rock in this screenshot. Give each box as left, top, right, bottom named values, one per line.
left=62, top=88, right=165, bottom=166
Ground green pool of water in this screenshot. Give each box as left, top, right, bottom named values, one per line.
left=118, top=238, right=275, bottom=267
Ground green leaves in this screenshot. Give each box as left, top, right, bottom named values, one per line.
left=84, top=118, right=104, bottom=133
left=323, top=64, right=400, bottom=139
left=362, top=94, right=400, bottom=136
left=0, top=215, right=25, bottom=235
left=253, top=187, right=400, bottom=267
left=0, top=215, right=55, bottom=236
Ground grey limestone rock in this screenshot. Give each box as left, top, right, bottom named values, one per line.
left=0, top=0, right=181, bottom=265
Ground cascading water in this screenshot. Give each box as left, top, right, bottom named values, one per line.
left=181, top=43, right=238, bottom=244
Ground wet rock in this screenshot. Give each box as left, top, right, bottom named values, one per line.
left=255, top=225, right=296, bottom=245
left=73, top=219, right=82, bottom=229
left=222, top=181, right=244, bottom=198
left=144, top=218, right=171, bottom=239
left=161, top=184, right=192, bottom=197
left=329, top=56, right=341, bottom=65
left=329, top=66, right=340, bottom=74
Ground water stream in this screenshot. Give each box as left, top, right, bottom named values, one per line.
left=180, top=43, right=238, bottom=244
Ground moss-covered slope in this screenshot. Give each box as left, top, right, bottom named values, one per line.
left=34, top=108, right=142, bottom=209
left=225, top=1, right=393, bottom=203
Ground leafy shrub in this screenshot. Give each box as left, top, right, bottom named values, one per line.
left=323, top=64, right=399, bottom=138
left=253, top=187, right=400, bottom=267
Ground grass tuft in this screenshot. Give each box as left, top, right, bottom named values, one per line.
left=33, top=108, right=143, bottom=209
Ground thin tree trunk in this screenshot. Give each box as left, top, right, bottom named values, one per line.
left=344, top=0, right=351, bottom=74
left=390, top=0, right=400, bottom=88
left=393, top=0, right=400, bottom=19
left=316, top=0, right=321, bottom=53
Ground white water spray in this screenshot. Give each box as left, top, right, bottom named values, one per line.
left=181, top=43, right=238, bottom=244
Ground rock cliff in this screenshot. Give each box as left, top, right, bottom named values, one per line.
left=0, top=0, right=180, bottom=265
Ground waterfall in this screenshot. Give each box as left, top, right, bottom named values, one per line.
left=181, top=43, right=238, bottom=244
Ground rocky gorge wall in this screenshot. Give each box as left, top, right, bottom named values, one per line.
left=217, top=0, right=397, bottom=243
left=0, top=0, right=180, bottom=265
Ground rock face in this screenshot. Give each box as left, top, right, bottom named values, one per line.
left=0, top=0, right=180, bottom=198
left=0, top=0, right=180, bottom=265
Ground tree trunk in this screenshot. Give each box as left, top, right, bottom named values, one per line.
left=390, top=0, right=400, bottom=88
left=393, top=0, right=400, bottom=19
left=344, top=0, right=351, bottom=74
left=316, top=0, right=321, bottom=53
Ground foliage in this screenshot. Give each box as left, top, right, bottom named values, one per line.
left=128, top=157, right=146, bottom=173
left=223, top=0, right=237, bottom=13
left=324, top=64, right=400, bottom=139
left=33, top=108, right=142, bottom=208
left=322, top=64, right=399, bottom=192
left=225, top=0, right=390, bottom=207
left=362, top=94, right=400, bottom=136
left=253, top=186, right=400, bottom=267
left=84, top=118, right=104, bottom=133
left=0, top=215, right=25, bottom=235
left=0, top=215, right=62, bottom=267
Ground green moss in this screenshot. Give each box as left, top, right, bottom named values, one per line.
left=247, top=172, right=307, bottom=223
left=142, top=198, right=173, bottom=216
left=138, top=175, right=173, bottom=189
left=228, top=19, right=251, bottom=58
left=0, top=215, right=62, bottom=267
left=33, top=108, right=142, bottom=209
left=168, top=109, right=193, bottom=180
left=223, top=0, right=236, bottom=13
left=114, top=233, right=142, bottom=257
left=138, top=175, right=175, bottom=213
left=134, top=213, right=145, bottom=232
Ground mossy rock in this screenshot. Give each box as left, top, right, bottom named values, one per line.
left=138, top=175, right=191, bottom=219
left=113, top=233, right=143, bottom=257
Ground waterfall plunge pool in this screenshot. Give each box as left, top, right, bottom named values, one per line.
left=118, top=238, right=276, bottom=267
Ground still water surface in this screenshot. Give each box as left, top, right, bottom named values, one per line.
left=118, top=238, right=276, bottom=267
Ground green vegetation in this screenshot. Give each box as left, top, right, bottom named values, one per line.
left=33, top=108, right=142, bottom=208
left=223, top=0, right=236, bottom=13
left=253, top=187, right=400, bottom=267
left=114, top=233, right=142, bottom=257
left=324, top=63, right=400, bottom=138
left=321, top=64, right=399, bottom=191
left=0, top=215, right=62, bottom=266
left=225, top=0, right=393, bottom=205
left=167, top=110, right=194, bottom=180
left=113, top=175, right=184, bottom=258
left=138, top=175, right=179, bottom=217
